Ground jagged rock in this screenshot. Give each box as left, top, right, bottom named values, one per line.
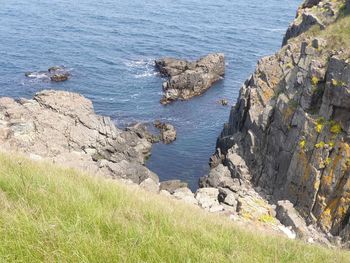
left=127, top=121, right=177, bottom=144
left=25, top=66, right=70, bottom=82
left=276, top=200, right=310, bottom=238
left=283, top=0, right=344, bottom=45
left=302, top=0, right=321, bottom=8
left=218, top=188, right=238, bottom=208
left=172, top=187, right=198, bottom=205
left=218, top=99, right=228, bottom=106
left=0, top=90, right=158, bottom=185
left=160, top=180, right=188, bottom=194
left=126, top=122, right=161, bottom=143
left=195, top=188, right=223, bottom=212
left=155, top=53, right=225, bottom=104
left=154, top=121, right=177, bottom=144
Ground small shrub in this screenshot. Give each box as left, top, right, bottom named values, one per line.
left=311, top=76, right=319, bottom=86
left=300, top=139, right=306, bottom=150
left=315, top=141, right=325, bottom=149
left=330, top=122, right=342, bottom=134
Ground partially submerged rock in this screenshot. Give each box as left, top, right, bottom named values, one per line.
left=25, top=66, right=70, bottom=82
left=154, top=120, right=177, bottom=144
left=155, top=53, right=225, bottom=104
left=127, top=120, right=177, bottom=144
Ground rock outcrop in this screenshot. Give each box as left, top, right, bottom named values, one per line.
left=127, top=120, right=177, bottom=144
left=25, top=66, right=70, bottom=82
left=283, top=0, right=345, bottom=46
left=155, top=53, right=225, bottom=104
left=0, top=90, right=158, bottom=186
left=206, top=0, right=350, bottom=245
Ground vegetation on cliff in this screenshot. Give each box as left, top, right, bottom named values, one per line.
left=0, top=153, right=348, bottom=262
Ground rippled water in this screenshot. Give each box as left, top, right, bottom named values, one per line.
left=0, top=0, right=300, bottom=190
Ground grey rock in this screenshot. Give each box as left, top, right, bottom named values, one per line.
left=154, top=121, right=177, bottom=144
left=25, top=66, right=70, bottom=82
left=155, top=53, right=225, bottom=104
left=140, top=178, right=159, bottom=193
left=195, top=187, right=220, bottom=211
left=172, top=187, right=198, bottom=205
left=0, top=90, right=158, bottom=185
left=160, top=180, right=188, bottom=194
left=276, top=200, right=310, bottom=238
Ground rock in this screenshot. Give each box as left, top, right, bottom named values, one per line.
left=140, top=178, right=159, bottom=193
left=0, top=90, right=157, bottom=185
left=154, top=121, right=177, bottom=144
left=25, top=66, right=70, bottom=82
left=155, top=53, right=225, bottom=104
left=278, top=225, right=297, bottom=239
left=126, top=122, right=161, bottom=143
left=195, top=188, right=222, bottom=211
left=302, top=0, right=321, bottom=8
left=282, top=0, right=344, bottom=45
left=172, top=187, right=198, bottom=205
left=276, top=200, right=310, bottom=238
left=218, top=188, right=238, bottom=210
left=218, top=99, right=228, bottom=106
left=160, top=180, right=188, bottom=194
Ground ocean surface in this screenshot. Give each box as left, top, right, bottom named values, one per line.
left=0, top=0, right=300, bottom=190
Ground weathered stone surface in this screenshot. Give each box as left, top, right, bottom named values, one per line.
left=172, top=187, right=198, bottom=205
left=154, top=121, right=177, bottom=144
left=283, top=0, right=344, bottom=45
left=195, top=188, right=223, bottom=212
left=25, top=66, right=70, bottom=82
left=140, top=178, right=159, bottom=193
left=207, top=0, right=350, bottom=244
left=160, top=180, right=188, bottom=194
left=0, top=90, right=158, bottom=186
left=276, top=200, right=310, bottom=238
left=155, top=53, right=225, bottom=104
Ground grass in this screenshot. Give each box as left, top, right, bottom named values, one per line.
left=308, top=9, right=350, bottom=51
left=0, top=153, right=349, bottom=262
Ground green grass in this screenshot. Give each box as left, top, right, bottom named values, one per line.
left=308, top=9, right=350, bottom=51
left=0, top=153, right=349, bottom=262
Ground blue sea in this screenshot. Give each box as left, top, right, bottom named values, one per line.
left=0, top=0, right=300, bottom=190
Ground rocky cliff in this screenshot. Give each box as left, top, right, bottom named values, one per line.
left=0, top=90, right=159, bottom=187
left=207, top=0, right=350, bottom=242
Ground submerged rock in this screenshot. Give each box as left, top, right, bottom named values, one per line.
left=154, top=120, right=177, bottom=144
left=155, top=53, right=225, bottom=104
left=25, top=66, right=70, bottom=82
left=127, top=121, right=177, bottom=144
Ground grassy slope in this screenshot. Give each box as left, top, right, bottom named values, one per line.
left=308, top=8, right=350, bottom=51
left=0, top=154, right=349, bottom=262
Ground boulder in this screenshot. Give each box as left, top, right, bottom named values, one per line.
left=160, top=180, right=188, bottom=194
left=155, top=53, right=225, bottom=104
left=172, top=188, right=198, bottom=205
left=25, top=66, right=70, bottom=82
left=140, top=178, right=159, bottom=193
left=276, top=200, right=310, bottom=238
left=195, top=188, right=223, bottom=212
left=154, top=121, right=177, bottom=144
left=126, top=122, right=161, bottom=143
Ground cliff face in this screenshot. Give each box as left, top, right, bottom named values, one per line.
left=210, top=0, right=350, bottom=240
